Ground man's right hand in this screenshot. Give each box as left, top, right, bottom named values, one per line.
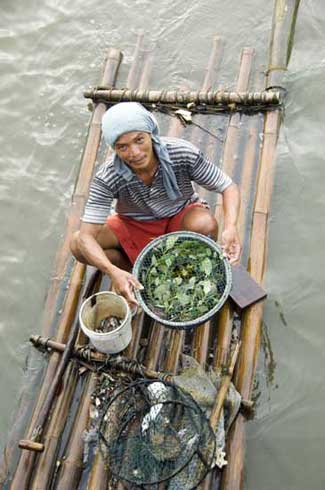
left=109, top=267, right=144, bottom=306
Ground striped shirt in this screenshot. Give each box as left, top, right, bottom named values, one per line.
left=82, top=137, right=232, bottom=223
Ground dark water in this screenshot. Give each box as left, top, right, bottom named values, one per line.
left=0, top=1, right=324, bottom=488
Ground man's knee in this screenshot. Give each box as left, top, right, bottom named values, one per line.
left=182, top=210, right=218, bottom=238
left=70, top=231, right=85, bottom=262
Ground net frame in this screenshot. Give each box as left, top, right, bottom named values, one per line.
left=98, top=379, right=217, bottom=488
left=132, top=231, right=232, bottom=329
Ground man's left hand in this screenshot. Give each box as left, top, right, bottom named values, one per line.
left=221, top=225, right=241, bottom=264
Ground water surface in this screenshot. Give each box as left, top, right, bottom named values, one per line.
left=0, top=1, right=324, bottom=488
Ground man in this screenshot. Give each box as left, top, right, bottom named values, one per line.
left=70, top=102, right=241, bottom=305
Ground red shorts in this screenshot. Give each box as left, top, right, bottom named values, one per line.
left=107, top=203, right=207, bottom=264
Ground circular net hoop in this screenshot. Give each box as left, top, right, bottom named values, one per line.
left=99, top=380, right=216, bottom=488
left=132, top=231, right=232, bottom=329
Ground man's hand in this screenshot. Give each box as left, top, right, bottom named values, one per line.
left=221, top=225, right=241, bottom=264
left=109, top=267, right=143, bottom=306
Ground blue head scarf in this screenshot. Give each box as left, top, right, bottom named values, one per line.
left=101, top=102, right=181, bottom=200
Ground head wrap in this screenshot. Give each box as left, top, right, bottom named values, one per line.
left=101, top=102, right=181, bottom=200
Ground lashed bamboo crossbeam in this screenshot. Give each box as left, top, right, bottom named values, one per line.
left=29, top=336, right=253, bottom=412
left=29, top=336, right=173, bottom=382
left=84, top=87, right=282, bottom=107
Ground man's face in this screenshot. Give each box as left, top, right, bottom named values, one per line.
left=114, top=131, right=156, bottom=172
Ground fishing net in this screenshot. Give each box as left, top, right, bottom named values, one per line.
left=132, top=231, right=232, bottom=329
left=99, top=379, right=216, bottom=488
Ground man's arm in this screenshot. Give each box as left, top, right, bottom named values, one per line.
left=221, top=183, right=241, bottom=264
left=77, top=223, right=142, bottom=305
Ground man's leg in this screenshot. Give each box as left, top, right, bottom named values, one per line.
left=70, top=225, right=132, bottom=271
left=171, top=206, right=218, bottom=239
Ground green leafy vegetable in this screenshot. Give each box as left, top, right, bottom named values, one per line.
left=140, top=237, right=226, bottom=322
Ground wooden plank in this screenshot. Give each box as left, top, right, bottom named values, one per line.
left=229, top=263, right=267, bottom=309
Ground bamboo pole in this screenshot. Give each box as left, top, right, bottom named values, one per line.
left=215, top=47, right=255, bottom=224
left=19, top=270, right=102, bottom=455
left=124, top=308, right=145, bottom=359
left=18, top=315, right=84, bottom=453
left=145, top=322, right=165, bottom=370
left=133, top=39, right=225, bottom=376
left=29, top=271, right=103, bottom=488
left=138, top=49, right=154, bottom=91
left=53, top=374, right=97, bottom=489
left=190, top=36, right=223, bottom=145
left=126, top=30, right=144, bottom=89
left=7, top=49, right=122, bottom=489
left=29, top=363, right=79, bottom=489
left=221, top=5, right=300, bottom=488
left=9, top=262, right=85, bottom=489
left=78, top=39, right=154, bottom=490
left=212, top=119, right=262, bottom=371
left=43, top=48, right=122, bottom=338
left=198, top=48, right=256, bottom=490
left=121, top=41, right=155, bottom=364
left=220, top=105, right=280, bottom=490
left=84, top=88, right=281, bottom=107
left=209, top=343, right=240, bottom=429
left=88, top=451, right=109, bottom=490
left=161, top=36, right=224, bottom=375
left=266, top=0, right=301, bottom=88
left=190, top=36, right=223, bottom=367
left=212, top=48, right=255, bottom=375
left=164, top=330, right=185, bottom=374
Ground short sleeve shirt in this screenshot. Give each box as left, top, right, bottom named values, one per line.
left=82, top=137, right=232, bottom=224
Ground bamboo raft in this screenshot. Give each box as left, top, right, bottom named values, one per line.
left=0, top=1, right=300, bottom=489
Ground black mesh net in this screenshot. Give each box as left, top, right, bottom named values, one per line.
left=99, top=379, right=216, bottom=488
left=132, top=231, right=232, bottom=329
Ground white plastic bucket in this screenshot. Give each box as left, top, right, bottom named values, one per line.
left=79, top=291, right=132, bottom=354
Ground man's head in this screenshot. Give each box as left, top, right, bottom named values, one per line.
left=102, top=102, right=158, bottom=147
left=114, top=131, right=156, bottom=171
left=102, top=102, right=158, bottom=171
left=102, top=102, right=181, bottom=200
